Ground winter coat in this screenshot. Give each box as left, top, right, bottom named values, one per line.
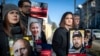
left=52, top=27, right=70, bottom=56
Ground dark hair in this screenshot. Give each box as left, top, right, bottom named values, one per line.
left=72, top=30, right=82, bottom=38
left=59, top=12, right=73, bottom=27
left=85, top=30, right=90, bottom=33
left=0, top=5, right=2, bottom=19
left=74, top=13, right=80, bottom=17
left=85, top=30, right=91, bottom=38
left=18, top=0, right=31, bottom=7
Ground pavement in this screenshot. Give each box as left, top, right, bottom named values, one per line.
left=87, top=40, right=100, bottom=56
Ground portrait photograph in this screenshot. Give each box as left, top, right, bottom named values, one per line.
left=27, top=17, right=42, bottom=37
left=69, top=29, right=85, bottom=53
left=9, top=36, right=33, bottom=56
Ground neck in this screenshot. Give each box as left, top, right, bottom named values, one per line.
left=75, top=24, right=79, bottom=27
left=64, top=25, right=72, bottom=31
left=77, top=47, right=82, bottom=52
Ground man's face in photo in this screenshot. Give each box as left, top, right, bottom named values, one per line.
left=13, top=40, right=29, bottom=56
left=73, top=36, right=82, bottom=50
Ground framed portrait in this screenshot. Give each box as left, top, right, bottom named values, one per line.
left=69, top=29, right=85, bottom=54
left=27, top=17, right=43, bottom=37
left=9, top=35, right=33, bottom=56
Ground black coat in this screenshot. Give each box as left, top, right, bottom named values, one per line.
left=0, top=24, right=24, bottom=56
left=19, top=12, right=28, bottom=28
left=41, top=31, right=47, bottom=44
left=52, top=27, right=69, bottom=56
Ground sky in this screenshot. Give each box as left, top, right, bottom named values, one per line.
left=31, top=0, right=85, bottom=26
left=4, top=0, right=85, bottom=27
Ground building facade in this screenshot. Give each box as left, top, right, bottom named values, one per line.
left=76, top=0, right=100, bottom=29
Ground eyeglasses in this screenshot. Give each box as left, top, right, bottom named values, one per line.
left=23, top=5, right=31, bottom=8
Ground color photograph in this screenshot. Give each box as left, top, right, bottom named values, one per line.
left=69, top=29, right=85, bottom=53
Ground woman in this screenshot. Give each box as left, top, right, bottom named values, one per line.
left=0, top=4, right=26, bottom=56
left=52, top=12, right=73, bottom=56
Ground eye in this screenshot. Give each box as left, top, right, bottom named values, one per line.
left=9, top=11, right=19, bottom=15
left=32, top=27, right=35, bottom=29
left=9, top=11, right=14, bottom=14
left=14, top=49, right=18, bottom=53
left=15, top=12, right=19, bottom=15
left=23, top=5, right=31, bottom=8
left=36, top=27, right=39, bottom=29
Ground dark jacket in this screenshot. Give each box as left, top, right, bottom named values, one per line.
left=19, top=12, right=28, bottom=28
left=41, top=31, right=47, bottom=44
left=0, top=24, right=24, bottom=56
left=52, top=27, right=69, bottom=56
left=32, top=31, right=47, bottom=56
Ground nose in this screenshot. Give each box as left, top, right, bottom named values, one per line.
left=13, top=13, right=18, bottom=17
left=14, top=12, right=19, bottom=16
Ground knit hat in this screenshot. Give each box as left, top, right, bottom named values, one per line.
left=73, top=30, right=82, bottom=38
left=2, top=4, right=19, bottom=20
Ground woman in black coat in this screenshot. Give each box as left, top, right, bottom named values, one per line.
left=52, top=12, right=74, bottom=56
left=0, top=4, right=26, bottom=56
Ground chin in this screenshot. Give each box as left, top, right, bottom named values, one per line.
left=11, top=21, right=19, bottom=24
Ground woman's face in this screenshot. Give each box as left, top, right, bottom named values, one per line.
left=30, top=23, right=40, bottom=37
left=7, top=10, right=19, bottom=24
left=64, top=14, right=73, bottom=26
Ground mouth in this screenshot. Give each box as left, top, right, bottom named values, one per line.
left=32, top=31, right=38, bottom=35
left=75, top=43, right=79, bottom=46
left=13, top=18, right=18, bottom=21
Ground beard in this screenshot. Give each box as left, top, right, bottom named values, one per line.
left=73, top=44, right=82, bottom=50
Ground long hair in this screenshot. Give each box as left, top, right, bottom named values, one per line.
left=3, top=12, right=26, bottom=37
left=59, top=12, right=73, bottom=27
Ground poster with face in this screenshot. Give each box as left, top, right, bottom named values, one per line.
left=30, top=1, right=48, bottom=18
left=27, top=17, right=43, bottom=53
left=69, top=29, right=85, bottom=54
left=9, top=36, right=33, bottom=56
left=27, top=17, right=42, bottom=37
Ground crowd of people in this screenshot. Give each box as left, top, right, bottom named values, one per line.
left=0, top=0, right=47, bottom=56
left=0, top=0, right=95, bottom=56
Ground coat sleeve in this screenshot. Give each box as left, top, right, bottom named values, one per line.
left=52, top=29, right=66, bottom=56
left=0, top=31, right=10, bottom=56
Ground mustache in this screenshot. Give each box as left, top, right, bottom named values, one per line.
left=74, top=43, right=79, bottom=45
